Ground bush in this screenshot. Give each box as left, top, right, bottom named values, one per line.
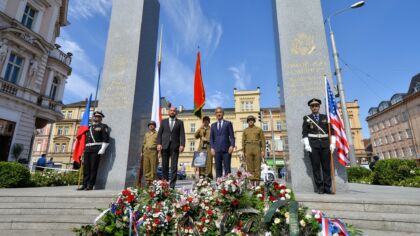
left=0, top=162, right=31, bottom=188
left=31, top=170, right=80, bottom=187
left=347, top=167, right=372, bottom=183
left=396, top=176, right=420, bottom=188
left=371, top=159, right=418, bottom=185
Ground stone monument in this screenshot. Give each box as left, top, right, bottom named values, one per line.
left=95, top=0, right=160, bottom=190
left=273, top=0, right=347, bottom=192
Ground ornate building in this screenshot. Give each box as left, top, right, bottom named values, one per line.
left=367, top=74, right=420, bottom=160
left=0, top=0, right=71, bottom=162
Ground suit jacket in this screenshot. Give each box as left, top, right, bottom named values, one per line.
left=302, top=113, right=333, bottom=148
left=157, top=118, right=186, bottom=150
left=210, top=120, right=235, bottom=152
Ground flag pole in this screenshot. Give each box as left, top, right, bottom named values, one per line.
left=325, top=76, right=336, bottom=193
left=94, top=68, right=102, bottom=110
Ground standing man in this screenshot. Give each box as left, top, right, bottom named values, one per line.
left=194, top=116, right=213, bottom=179
left=242, top=115, right=265, bottom=186
left=78, top=111, right=109, bottom=191
left=142, top=121, right=159, bottom=186
left=302, top=98, right=336, bottom=194
left=157, top=107, right=186, bottom=188
left=210, top=107, right=235, bottom=178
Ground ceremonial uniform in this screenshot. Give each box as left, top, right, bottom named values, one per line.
left=194, top=126, right=213, bottom=178
left=142, top=130, right=158, bottom=182
left=242, top=117, right=265, bottom=181
left=302, top=98, right=334, bottom=194
left=82, top=113, right=109, bottom=190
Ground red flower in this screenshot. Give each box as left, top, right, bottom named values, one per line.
left=143, top=215, right=148, bottom=220
left=231, top=199, right=240, bottom=206
left=154, top=219, right=160, bottom=225
left=187, top=196, right=193, bottom=203
left=221, top=188, right=228, bottom=195
left=122, top=189, right=131, bottom=196
left=201, top=217, right=206, bottom=223
left=207, top=209, right=213, bottom=215
left=116, top=209, right=122, bottom=215
left=280, top=185, right=286, bottom=190
left=127, top=194, right=135, bottom=203
left=154, top=208, right=161, bottom=213
left=166, top=216, right=171, bottom=222
left=147, top=206, right=152, bottom=211
left=182, top=205, right=189, bottom=212
left=149, top=191, right=156, bottom=198
left=269, top=196, right=276, bottom=202
left=236, top=170, right=242, bottom=177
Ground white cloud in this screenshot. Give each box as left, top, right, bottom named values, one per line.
left=228, top=62, right=251, bottom=90
left=160, top=0, right=223, bottom=56
left=206, top=90, right=229, bottom=108
left=69, top=0, right=112, bottom=20
left=57, top=33, right=97, bottom=103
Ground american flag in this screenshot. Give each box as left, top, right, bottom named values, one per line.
left=325, top=79, right=350, bottom=166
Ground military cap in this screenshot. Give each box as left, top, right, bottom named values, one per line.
left=148, top=121, right=157, bottom=127
left=93, top=111, right=105, bottom=118
left=202, top=116, right=210, bottom=122
left=246, top=115, right=256, bottom=122
left=307, top=98, right=322, bottom=106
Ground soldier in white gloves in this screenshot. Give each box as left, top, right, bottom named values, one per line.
left=302, top=98, right=335, bottom=194
left=78, top=111, right=109, bottom=191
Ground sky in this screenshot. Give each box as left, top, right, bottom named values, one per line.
left=60, top=0, right=420, bottom=138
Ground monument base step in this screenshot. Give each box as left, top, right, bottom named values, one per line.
left=360, top=229, right=420, bottom=236
left=0, top=229, right=74, bottom=236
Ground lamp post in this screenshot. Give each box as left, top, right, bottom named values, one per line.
left=325, top=1, right=365, bottom=166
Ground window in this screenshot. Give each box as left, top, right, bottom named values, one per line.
left=414, top=82, right=420, bottom=92
left=372, top=139, right=376, bottom=147
left=374, top=125, right=379, bottom=132
left=406, top=129, right=413, bottom=138
left=241, top=101, right=253, bottom=111
left=384, top=152, right=389, bottom=159
left=276, top=121, right=281, bottom=131
left=242, top=120, right=248, bottom=129
left=399, top=149, right=404, bottom=158
left=407, top=147, right=413, bottom=157
left=263, top=122, right=268, bottom=131
left=385, top=120, right=391, bottom=127
left=61, top=143, right=66, bottom=153
left=410, top=147, right=416, bottom=157
left=389, top=135, right=394, bottom=143
left=49, top=77, right=59, bottom=100
left=190, top=123, right=196, bottom=133
left=399, top=131, right=404, bottom=140
left=4, top=53, right=24, bottom=84
left=393, top=133, right=398, bottom=142
left=21, top=5, right=37, bottom=29
left=57, top=126, right=63, bottom=135
left=379, top=122, right=384, bottom=129
left=66, top=111, right=73, bottom=119
left=36, top=142, right=41, bottom=152
left=54, top=143, right=59, bottom=153
left=189, top=141, right=195, bottom=152
left=392, top=150, right=397, bottom=158
left=384, top=136, right=388, bottom=144
left=392, top=117, right=398, bottom=125
left=64, top=126, right=69, bottom=135
left=378, top=138, right=382, bottom=145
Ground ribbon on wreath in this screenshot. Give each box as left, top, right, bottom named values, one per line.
left=314, top=210, right=350, bottom=236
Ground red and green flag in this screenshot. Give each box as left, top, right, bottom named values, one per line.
left=193, top=51, right=205, bottom=119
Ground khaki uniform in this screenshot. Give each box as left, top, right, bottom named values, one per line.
left=242, top=126, right=265, bottom=181
left=194, top=127, right=213, bottom=178
left=142, top=130, right=158, bottom=181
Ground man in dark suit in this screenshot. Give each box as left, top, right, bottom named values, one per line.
left=302, top=98, right=336, bottom=194
left=210, top=107, right=235, bottom=178
left=157, top=107, right=186, bottom=188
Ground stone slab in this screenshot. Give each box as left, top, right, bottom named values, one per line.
left=272, top=0, right=348, bottom=193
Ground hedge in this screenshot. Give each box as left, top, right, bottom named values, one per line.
left=0, top=162, right=31, bottom=188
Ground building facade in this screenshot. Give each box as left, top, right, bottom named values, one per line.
left=0, top=0, right=71, bottom=162
left=367, top=74, right=420, bottom=160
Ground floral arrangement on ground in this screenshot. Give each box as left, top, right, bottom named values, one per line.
left=74, top=171, right=361, bottom=236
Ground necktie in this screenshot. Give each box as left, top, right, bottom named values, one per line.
left=170, top=119, right=174, bottom=131
left=218, top=121, right=222, bottom=131
left=314, top=114, right=319, bottom=122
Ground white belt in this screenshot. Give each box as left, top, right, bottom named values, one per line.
left=86, top=143, right=105, bottom=146
left=308, top=134, right=328, bottom=138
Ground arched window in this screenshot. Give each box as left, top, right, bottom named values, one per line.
left=49, top=77, right=59, bottom=100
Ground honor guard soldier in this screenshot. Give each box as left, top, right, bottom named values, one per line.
left=242, top=115, right=265, bottom=186
left=194, top=116, right=213, bottom=179
left=142, top=121, right=159, bottom=185
left=302, top=98, right=336, bottom=194
left=78, top=111, right=109, bottom=191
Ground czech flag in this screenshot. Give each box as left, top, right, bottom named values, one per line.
left=72, top=94, right=92, bottom=164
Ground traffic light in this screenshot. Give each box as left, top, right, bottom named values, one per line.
left=265, top=141, right=270, bottom=157
left=258, top=111, right=263, bottom=122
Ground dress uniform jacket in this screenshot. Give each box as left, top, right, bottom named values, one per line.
left=194, top=127, right=213, bottom=178
left=242, top=126, right=265, bottom=180
left=302, top=114, right=333, bottom=147
left=142, top=130, right=158, bottom=181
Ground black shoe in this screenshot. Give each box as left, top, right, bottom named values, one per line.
left=324, top=189, right=334, bottom=194
left=318, top=189, right=324, bottom=194
left=85, top=186, right=93, bottom=191
left=77, top=186, right=87, bottom=191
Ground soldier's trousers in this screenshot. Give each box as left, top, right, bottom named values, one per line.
left=309, top=146, right=331, bottom=191
left=198, top=147, right=213, bottom=179
left=143, top=150, right=158, bottom=182
left=83, top=151, right=101, bottom=188
left=244, top=144, right=262, bottom=181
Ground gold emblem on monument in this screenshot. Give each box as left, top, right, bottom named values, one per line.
left=291, top=33, right=316, bottom=56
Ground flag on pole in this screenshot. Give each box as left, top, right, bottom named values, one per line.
left=193, top=51, right=205, bottom=119
left=72, top=94, right=92, bottom=164
left=325, top=79, right=350, bottom=166
left=151, top=27, right=163, bottom=130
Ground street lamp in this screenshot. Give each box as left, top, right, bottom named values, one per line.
left=325, top=1, right=365, bottom=166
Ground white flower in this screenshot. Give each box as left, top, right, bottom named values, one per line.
left=285, top=212, right=290, bottom=218
left=286, top=189, right=291, bottom=193
left=280, top=189, right=285, bottom=194
left=286, top=218, right=289, bottom=224
left=280, top=197, right=286, bottom=200
left=315, top=214, right=320, bottom=219
left=300, top=220, right=306, bottom=227
left=274, top=218, right=281, bottom=224
left=153, top=213, right=160, bottom=218
left=189, top=229, right=193, bottom=233
left=333, top=234, right=339, bottom=236
left=255, top=186, right=261, bottom=191
left=257, top=194, right=263, bottom=198
left=123, top=216, right=128, bottom=222
left=305, top=214, right=312, bottom=219
left=285, top=194, right=291, bottom=199
left=203, top=227, right=208, bottom=232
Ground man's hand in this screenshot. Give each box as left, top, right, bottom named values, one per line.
left=302, top=137, right=312, bottom=153
left=228, top=146, right=234, bottom=154
left=211, top=148, right=216, bottom=156
left=330, top=135, right=337, bottom=153
left=157, top=144, right=162, bottom=152
left=179, top=146, right=184, bottom=153
left=261, top=151, right=265, bottom=158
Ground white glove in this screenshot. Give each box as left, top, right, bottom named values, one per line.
left=303, top=137, right=312, bottom=153
left=330, top=136, right=336, bottom=153
left=98, top=143, right=109, bottom=155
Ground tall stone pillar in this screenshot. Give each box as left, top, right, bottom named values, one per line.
left=272, top=0, right=347, bottom=192
left=96, top=0, right=160, bottom=190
